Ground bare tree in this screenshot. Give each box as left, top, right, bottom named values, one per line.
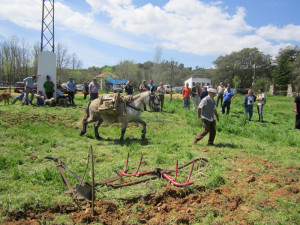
left=153, top=44, right=163, bottom=82
left=32, top=42, right=40, bottom=75
left=56, top=43, right=70, bottom=81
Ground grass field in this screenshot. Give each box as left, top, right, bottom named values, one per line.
left=0, top=92, right=299, bottom=224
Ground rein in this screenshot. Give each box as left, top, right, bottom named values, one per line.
left=126, top=103, right=142, bottom=111
left=126, top=92, right=159, bottom=111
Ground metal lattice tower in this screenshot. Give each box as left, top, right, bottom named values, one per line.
left=41, top=0, right=55, bottom=52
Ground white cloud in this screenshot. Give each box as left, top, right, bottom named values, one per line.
left=1, top=0, right=299, bottom=63
left=256, top=24, right=300, bottom=42
left=0, top=0, right=41, bottom=29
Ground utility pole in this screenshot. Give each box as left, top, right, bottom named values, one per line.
left=252, top=63, right=256, bottom=87
left=41, top=0, right=55, bottom=52
left=170, top=61, right=174, bottom=101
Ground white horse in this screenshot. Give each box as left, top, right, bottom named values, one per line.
left=79, top=89, right=160, bottom=141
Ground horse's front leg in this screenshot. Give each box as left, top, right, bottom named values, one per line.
left=80, top=118, right=88, bottom=136
left=94, top=119, right=103, bottom=140
left=136, top=119, right=146, bottom=139
left=120, top=121, right=128, bottom=141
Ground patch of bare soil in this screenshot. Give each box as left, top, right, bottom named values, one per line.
left=2, top=156, right=300, bottom=224
left=0, top=111, right=74, bottom=127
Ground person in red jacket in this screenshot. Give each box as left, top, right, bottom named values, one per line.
left=182, top=83, right=192, bottom=110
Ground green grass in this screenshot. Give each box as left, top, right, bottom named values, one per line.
left=0, top=92, right=299, bottom=224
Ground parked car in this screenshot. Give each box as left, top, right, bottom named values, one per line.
left=14, top=82, right=25, bottom=93
left=163, top=85, right=173, bottom=94
left=58, top=83, right=68, bottom=94
left=76, top=84, right=84, bottom=92
left=173, top=86, right=184, bottom=94
left=235, top=88, right=248, bottom=95
left=112, top=84, right=123, bottom=93
left=0, top=83, right=7, bottom=90
left=33, top=83, right=37, bottom=93
left=14, top=82, right=37, bottom=93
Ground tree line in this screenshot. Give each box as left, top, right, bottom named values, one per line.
left=1, top=35, right=300, bottom=93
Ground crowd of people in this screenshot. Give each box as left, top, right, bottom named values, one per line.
left=14, top=74, right=300, bottom=139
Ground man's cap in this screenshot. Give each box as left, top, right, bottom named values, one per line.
left=208, top=88, right=217, bottom=93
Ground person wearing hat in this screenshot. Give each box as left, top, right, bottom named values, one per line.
left=193, top=88, right=219, bottom=146
left=191, top=82, right=202, bottom=111
left=139, top=80, right=149, bottom=92
left=43, top=75, right=55, bottom=100
left=124, top=80, right=134, bottom=95
left=89, top=78, right=100, bottom=101
left=23, top=74, right=39, bottom=105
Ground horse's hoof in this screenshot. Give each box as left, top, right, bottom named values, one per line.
left=120, top=137, right=124, bottom=141
left=141, top=135, right=145, bottom=140
left=80, top=132, right=85, bottom=136
left=96, top=136, right=102, bottom=140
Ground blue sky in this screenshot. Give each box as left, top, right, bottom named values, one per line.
left=1, top=0, right=300, bottom=69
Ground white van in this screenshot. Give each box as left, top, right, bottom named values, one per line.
left=163, top=85, right=172, bottom=94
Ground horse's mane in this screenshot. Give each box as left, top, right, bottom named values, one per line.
left=132, top=91, right=149, bottom=105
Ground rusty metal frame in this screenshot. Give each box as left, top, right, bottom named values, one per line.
left=46, top=153, right=209, bottom=203
left=96, top=153, right=209, bottom=188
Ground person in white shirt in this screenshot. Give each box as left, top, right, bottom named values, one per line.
left=256, top=89, right=265, bottom=123
left=193, top=88, right=220, bottom=146
left=216, top=82, right=225, bottom=107
left=23, top=74, right=38, bottom=105
left=157, top=82, right=166, bottom=111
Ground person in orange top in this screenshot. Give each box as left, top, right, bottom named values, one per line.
left=182, top=83, right=192, bottom=110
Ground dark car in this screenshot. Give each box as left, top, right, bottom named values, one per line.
left=33, top=83, right=37, bottom=93
left=14, top=82, right=37, bottom=93
left=14, top=82, right=25, bottom=93
left=235, top=88, right=248, bottom=95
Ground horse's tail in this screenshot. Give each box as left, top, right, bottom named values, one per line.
left=78, top=101, right=92, bottom=126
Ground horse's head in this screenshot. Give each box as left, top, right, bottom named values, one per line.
left=135, top=89, right=160, bottom=112
left=149, top=87, right=160, bottom=112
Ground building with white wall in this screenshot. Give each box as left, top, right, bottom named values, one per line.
left=184, top=77, right=211, bottom=88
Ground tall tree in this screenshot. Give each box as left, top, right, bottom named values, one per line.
left=213, top=48, right=272, bottom=88
left=272, top=46, right=300, bottom=90
left=114, top=60, right=137, bottom=81
left=292, top=54, right=300, bottom=94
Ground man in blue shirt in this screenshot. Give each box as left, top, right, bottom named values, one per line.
left=12, top=90, right=28, bottom=105
left=222, top=86, right=235, bottom=114
left=200, top=87, right=208, bottom=100
left=66, top=77, right=76, bottom=105
left=147, top=80, right=157, bottom=91
left=23, top=74, right=39, bottom=105
left=243, top=89, right=256, bottom=121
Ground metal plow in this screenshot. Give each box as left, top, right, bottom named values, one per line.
left=45, top=146, right=209, bottom=215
